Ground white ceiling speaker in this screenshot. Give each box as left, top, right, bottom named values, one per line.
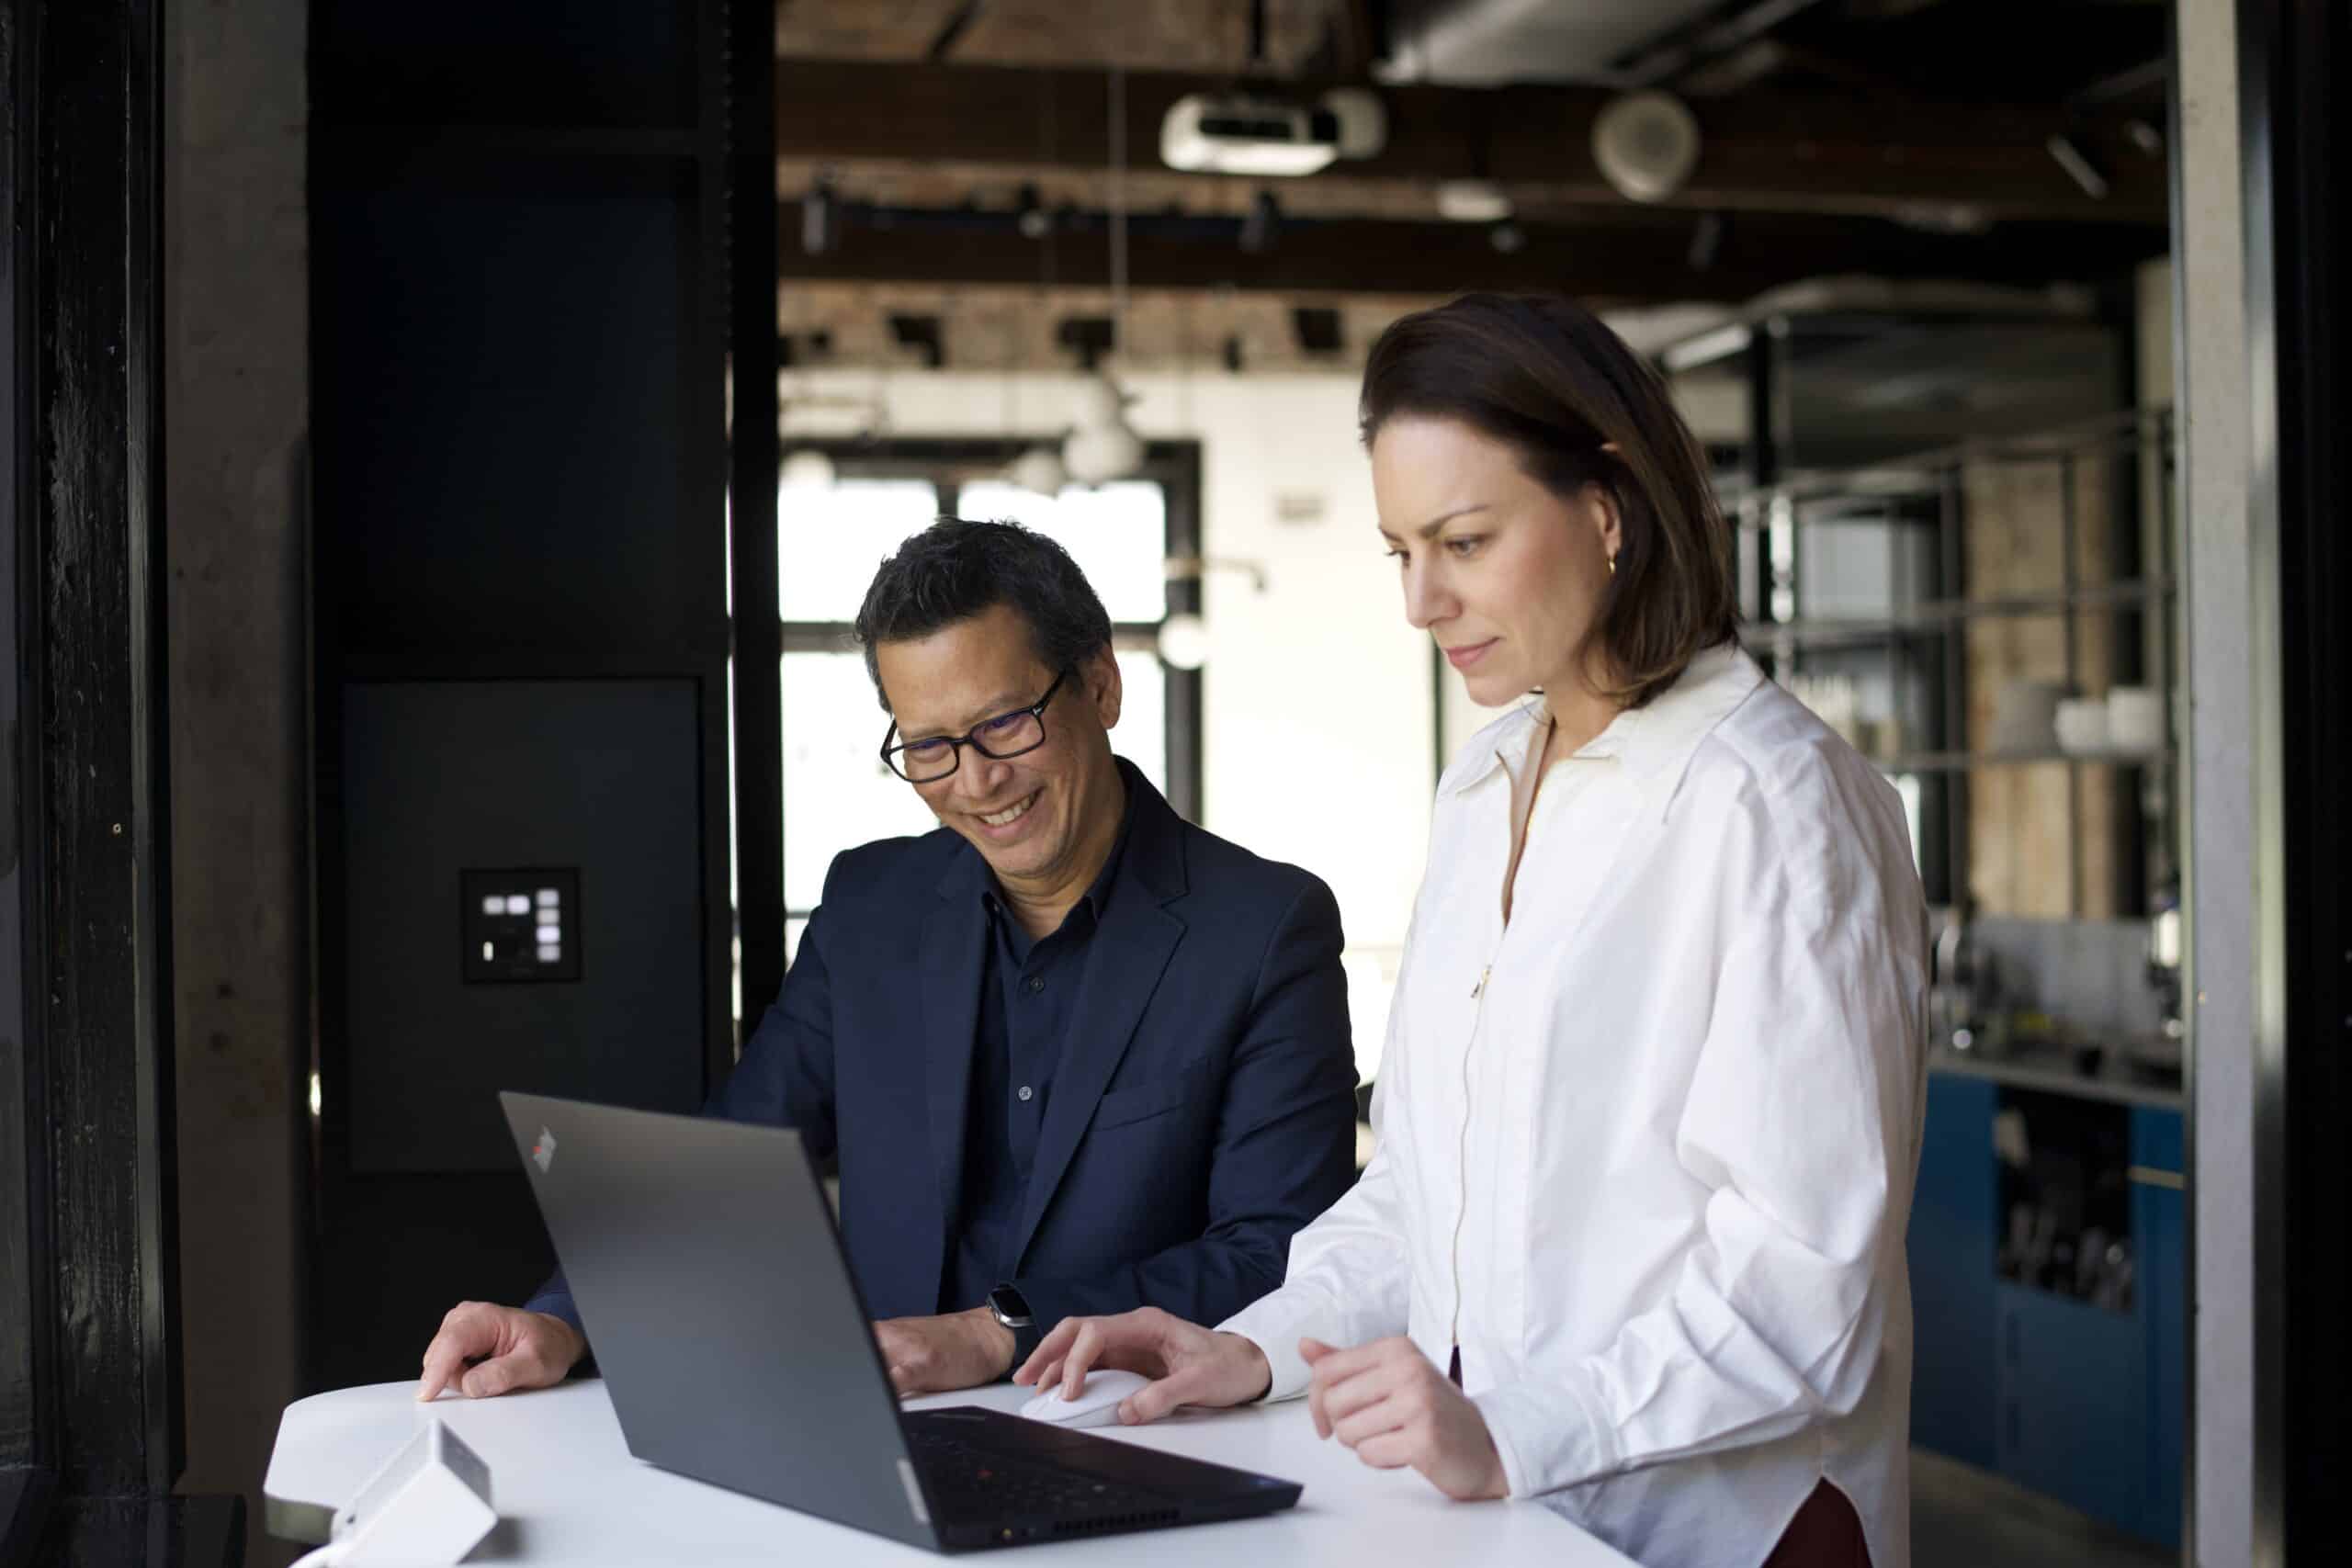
left=1006, top=446, right=1068, bottom=498
left=1160, top=87, right=1386, bottom=177
left=1590, top=90, right=1702, bottom=204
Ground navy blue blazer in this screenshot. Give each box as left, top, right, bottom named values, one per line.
left=531, top=763, right=1358, bottom=1346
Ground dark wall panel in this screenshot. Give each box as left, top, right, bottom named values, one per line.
left=312, top=0, right=695, bottom=129
left=342, top=681, right=704, bottom=1173
left=314, top=172, right=706, bottom=656
left=306, top=0, right=740, bottom=1389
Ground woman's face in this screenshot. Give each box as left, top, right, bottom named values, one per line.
left=1370, top=414, right=1621, bottom=707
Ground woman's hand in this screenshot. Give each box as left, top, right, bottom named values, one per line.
left=1303, top=1337, right=1509, bottom=1502
left=1013, top=1307, right=1272, bottom=1425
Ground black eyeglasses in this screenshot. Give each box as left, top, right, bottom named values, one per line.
left=880, top=668, right=1071, bottom=784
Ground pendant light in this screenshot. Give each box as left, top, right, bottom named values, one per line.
left=1008, top=444, right=1069, bottom=497
left=779, top=447, right=836, bottom=490
left=1063, top=62, right=1144, bottom=487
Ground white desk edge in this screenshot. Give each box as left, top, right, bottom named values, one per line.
left=266, top=1378, right=1638, bottom=1565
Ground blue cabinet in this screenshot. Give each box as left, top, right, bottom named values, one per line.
left=2131, top=1107, right=2186, bottom=1547
left=1908, top=1077, right=2183, bottom=1550
left=1996, top=1282, right=2145, bottom=1529
left=1908, top=1076, right=1999, bottom=1467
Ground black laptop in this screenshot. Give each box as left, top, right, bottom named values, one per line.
left=499, top=1091, right=1302, bottom=1552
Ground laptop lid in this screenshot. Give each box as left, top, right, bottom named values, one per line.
left=499, top=1092, right=940, bottom=1550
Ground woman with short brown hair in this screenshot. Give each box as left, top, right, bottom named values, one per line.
left=1021, top=293, right=1928, bottom=1568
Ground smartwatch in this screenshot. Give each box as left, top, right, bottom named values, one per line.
left=985, top=1283, right=1039, bottom=1365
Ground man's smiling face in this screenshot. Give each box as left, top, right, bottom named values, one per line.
left=874, top=602, right=1125, bottom=892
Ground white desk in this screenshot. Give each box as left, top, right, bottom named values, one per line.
left=267, top=1379, right=1636, bottom=1565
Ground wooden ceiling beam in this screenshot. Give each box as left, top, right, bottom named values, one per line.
left=777, top=201, right=2164, bottom=305
left=775, top=58, right=2168, bottom=224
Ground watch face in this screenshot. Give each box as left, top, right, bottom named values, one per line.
left=989, top=1285, right=1033, bottom=1325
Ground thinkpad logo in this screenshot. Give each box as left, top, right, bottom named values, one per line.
left=531, top=1128, right=558, bottom=1173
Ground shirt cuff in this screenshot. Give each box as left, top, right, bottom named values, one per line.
left=524, top=1290, right=583, bottom=1337
left=1470, top=1374, right=1616, bottom=1499
left=1216, top=1291, right=1335, bottom=1404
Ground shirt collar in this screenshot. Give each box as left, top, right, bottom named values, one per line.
left=1442, top=640, right=1761, bottom=812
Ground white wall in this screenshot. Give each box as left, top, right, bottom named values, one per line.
left=787, top=368, right=1434, bottom=1077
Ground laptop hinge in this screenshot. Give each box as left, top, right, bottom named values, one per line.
left=894, top=1458, right=932, bottom=1526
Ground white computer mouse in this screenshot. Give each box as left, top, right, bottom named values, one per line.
left=1015, top=1370, right=1150, bottom=1429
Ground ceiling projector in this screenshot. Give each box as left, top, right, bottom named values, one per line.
left=1160, top=87, right=1385, bottom=177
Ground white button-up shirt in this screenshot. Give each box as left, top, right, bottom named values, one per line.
left=1222, top=643, right=1928, bottom=1568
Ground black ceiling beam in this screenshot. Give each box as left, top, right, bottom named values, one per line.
left=778, top=199, right=2165, bottom=304
left=775, top=57, right=2167, bottom=224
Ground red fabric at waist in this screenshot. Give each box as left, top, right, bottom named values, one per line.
left=1762, top=1480, right=1871, bottom=1568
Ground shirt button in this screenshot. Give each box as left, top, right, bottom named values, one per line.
left=1017, top=1085, right=1035, bottom=1102
left=1024, top=976, right=1046, bottom=994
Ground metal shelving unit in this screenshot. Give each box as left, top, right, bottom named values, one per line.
left=1738, top=578, right=2172, bottom=652
left=1879, top=748, right=2173, bottom=774
left=1728, top=402, right=2178, bottom=917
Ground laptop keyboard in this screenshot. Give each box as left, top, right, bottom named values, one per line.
left=905, top=1424, right=1179, bottom=1529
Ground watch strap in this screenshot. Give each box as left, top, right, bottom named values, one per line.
left=987, top=1284, right=1041, bottom=1369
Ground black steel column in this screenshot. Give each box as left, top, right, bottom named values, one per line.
left=728, top=0, right=785, bottom=1029
left=2240, top=0, right=2350, bottom=1555
left=1162, top=444, right=1204, bottom=822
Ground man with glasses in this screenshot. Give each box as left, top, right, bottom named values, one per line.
left=419, top=519, right=1359, bottom=1402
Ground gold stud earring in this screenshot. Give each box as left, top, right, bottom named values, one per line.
left=1608, top=553, right=1618, bottom=577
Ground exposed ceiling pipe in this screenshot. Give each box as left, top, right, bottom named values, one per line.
left=927, top=0, right=986, bottom=62
left=1614, top=0, right=1832, bottom=89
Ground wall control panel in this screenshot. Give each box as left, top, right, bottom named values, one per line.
left=461, top=868, right=581, bottom=983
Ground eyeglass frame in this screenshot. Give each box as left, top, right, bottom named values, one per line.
left=878, top=666, right=1073, bottom=783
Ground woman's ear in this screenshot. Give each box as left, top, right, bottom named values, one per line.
left=1587, top=480, right=1624, bottom=561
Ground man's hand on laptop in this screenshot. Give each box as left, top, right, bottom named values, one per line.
left=416, top=1302, right=586, bottom=1401
left=874, top=1307, right=1015, bottom=1395
left=1012, top=1307, right=1272, bottom=1424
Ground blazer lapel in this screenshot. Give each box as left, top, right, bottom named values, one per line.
left=1010, top=769, right=1188, bottom=1264
left=921, top=858, right=989, bottom=1290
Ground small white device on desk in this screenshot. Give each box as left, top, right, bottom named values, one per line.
left=290, top=1416, right=496, bottom=1568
